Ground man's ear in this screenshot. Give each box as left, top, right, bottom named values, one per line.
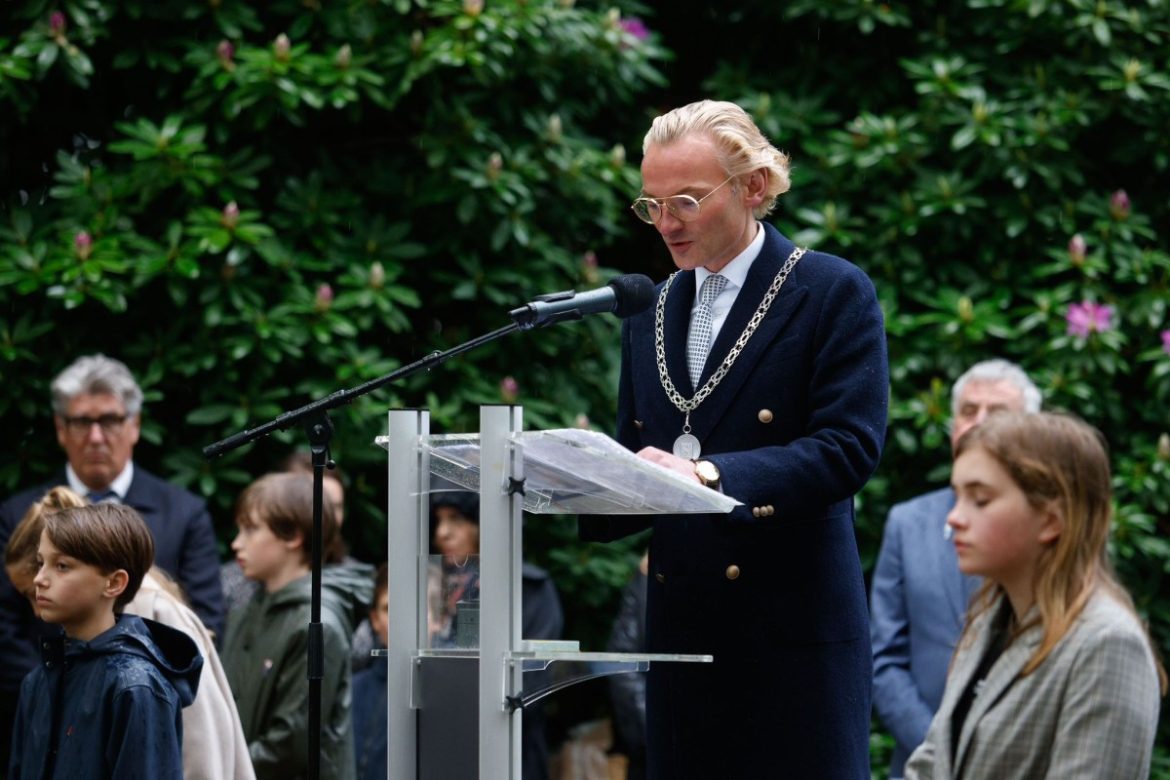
left=104, top=569, right=129, bottom=601
left=1038, top=503, right=1064, bottom=545
left=741, top=168, right=768, bottom=210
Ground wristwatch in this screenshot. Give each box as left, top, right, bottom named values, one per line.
left=693, top=460, right=721, bottom=490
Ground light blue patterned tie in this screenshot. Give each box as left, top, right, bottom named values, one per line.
left=86, top=489, right=118, bottom=504
left=687, top=273, right=728, bottom=388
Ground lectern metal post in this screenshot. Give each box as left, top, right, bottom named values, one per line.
left=386, top=409, right=430, bottom=780
left=478, top=405, right=524, bottom=779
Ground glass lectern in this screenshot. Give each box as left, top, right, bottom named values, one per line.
left=378, top=406, right=734, bottom=779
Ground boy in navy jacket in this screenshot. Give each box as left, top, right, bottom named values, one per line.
left=8, top=502, right=201, bottom=779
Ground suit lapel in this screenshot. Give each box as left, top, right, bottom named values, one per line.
left=953, top=608, right=1043, bottom=775
left=690, top=226, right=807, bottom=437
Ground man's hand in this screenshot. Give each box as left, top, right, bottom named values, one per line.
left=637, top=446, right=701, bottom=483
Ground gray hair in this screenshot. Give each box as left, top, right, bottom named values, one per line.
left=643, top=100, right=791, bottom=219
left=951, top=359, right=1042, bottom=418
left=51, top=354, right=144, bottom=417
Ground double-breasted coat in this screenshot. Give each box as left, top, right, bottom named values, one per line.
left=582, top=223, right=888, bottom=779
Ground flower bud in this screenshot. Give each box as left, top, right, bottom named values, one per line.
left=546, top=114, right=562, bottom=143
left=1162, top=329, right=1170, bottom=356
left=273, top=33, right=291, bottom=62
left=1109, top=189, right=1130, bottom=221
left=574, top=413, right=590, bottom=429
left=1123, top=58, right=1142, bottom=84
left=1067, top=234, right=1086, bottom=266
left=486, top=152, right=503, bottom=182
left=216, top=40, right=236, bottom=71
left=1158, top=433, right=1170, bottom=460
left=500, top=376, right=520, bottom=403
left=369, top=262, right=385, bottom=290
left=221, top=201, right=240, bottom=230
left=463, top=0, right=484, bottom=15
left=606, top=8, right=621, bottom=29
left=559, top=0, right=575, bottom=7
left=410, top=30, right=424, bottom=57
left=582, top=251, right=599, bottom=284
left=49, top=11, right=67, bottom=39
left=957, top=296, right=973, bottom=323
left=315, top=283, right=334, bottom=312
left=609, top=143, right=625, bottom=168
left=74, top=231, right=92, bottom=261
left=335, top=44, right=352, bottom=70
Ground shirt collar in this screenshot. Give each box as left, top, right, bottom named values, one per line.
left=694, top=220, right=764, bottom=293
left=66, top=460, right=135, bottom=500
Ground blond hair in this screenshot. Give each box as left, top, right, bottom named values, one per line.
left=643, top=100, right=791, bottom=218
left=4, top=487, right=89, bottom=581
left=956, top=412, right=1166, bottom=692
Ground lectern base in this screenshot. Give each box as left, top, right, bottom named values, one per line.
left=418, top=656, right=478, bottom=779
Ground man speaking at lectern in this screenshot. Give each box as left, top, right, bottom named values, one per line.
left=580, top=100, right=888, bottom=779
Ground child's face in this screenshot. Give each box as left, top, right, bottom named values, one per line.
left=34, top=532, right=119, bottom=641
left=947, top=446, right=1058, bottom=589
left=370, top=587, right=389, bottom=647
left=231, top=512, right=302, bottom=590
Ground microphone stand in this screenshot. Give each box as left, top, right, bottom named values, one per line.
left=204, top=321, right=522, bottom=780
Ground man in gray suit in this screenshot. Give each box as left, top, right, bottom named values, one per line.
left=870, top=359, right=1041, bottom=779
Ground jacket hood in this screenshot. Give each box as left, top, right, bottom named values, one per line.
left=267, top=560, right=375, bottom=634
left=59, top=614, right=203, bottom=706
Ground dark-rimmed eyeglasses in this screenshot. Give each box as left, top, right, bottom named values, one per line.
left=62, top=414, right=129, bottom=436
left=631, top=175, right=735, bottom=224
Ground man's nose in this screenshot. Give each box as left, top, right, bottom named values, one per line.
left=86, top=422, right=107, bottom=443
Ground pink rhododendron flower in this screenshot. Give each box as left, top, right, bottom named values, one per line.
left=620, top=17, right=649, bottom=41
left=1066, top=301, right=1114, bottom=337
left=1161, top=329, right=1170, bottom=355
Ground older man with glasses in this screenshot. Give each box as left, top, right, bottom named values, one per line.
left=581, top=100, right=888, bottom=779
left=0, top=354, right=224, bottom=768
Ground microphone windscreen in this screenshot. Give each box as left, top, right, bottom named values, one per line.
left=608, top=274, right=656, bottom=319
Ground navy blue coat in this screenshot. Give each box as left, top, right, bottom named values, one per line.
left=0, top=467, right=225, bottom=696
left=9, top=615, right=201, bottom=780
left=582, top=223, right=888, bottom=779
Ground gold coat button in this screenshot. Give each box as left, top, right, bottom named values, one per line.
left=725, top=564, right=741, bottom=580
left=752, top=507, right=761, bottom=518
left=758, top=409, right=774, bottom=424
left=634, top=420, right=644, bottom=430
left=655, top=572, right=665, bottom=583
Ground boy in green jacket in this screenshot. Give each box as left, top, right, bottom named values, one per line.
left=222, top=472, right=372, bottom=780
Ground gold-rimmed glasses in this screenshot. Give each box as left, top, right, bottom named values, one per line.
left=631, top=175, right=735, bottom=224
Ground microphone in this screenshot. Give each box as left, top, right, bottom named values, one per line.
left=510, top=274, right=655, bottom=329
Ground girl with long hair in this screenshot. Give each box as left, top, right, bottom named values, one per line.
left=905, top=411, right=1164, bottom=779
